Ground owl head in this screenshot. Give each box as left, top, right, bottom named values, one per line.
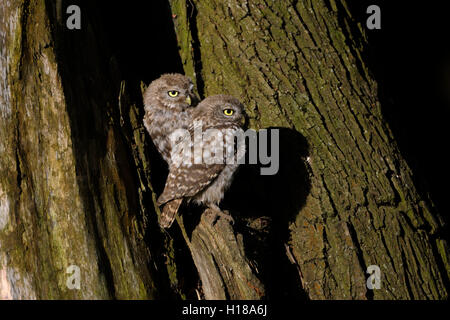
left=144, top=73, right=197, bottom=111
left=193, top=95, right=246, bottom=128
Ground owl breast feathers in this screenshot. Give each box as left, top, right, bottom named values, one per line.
left=157, top=95, right=246, bottom=228
left=143, top=73, right=198, bottom=163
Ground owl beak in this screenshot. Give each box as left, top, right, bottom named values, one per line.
left=185, top=96, right=192, bottom=106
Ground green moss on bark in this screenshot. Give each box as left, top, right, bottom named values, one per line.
left=170, top=0, right=449, bottom=300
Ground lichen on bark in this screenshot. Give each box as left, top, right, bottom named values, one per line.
left=0, top=0, right=170, bottom=299
left=169, top=0, right=449, bottom=299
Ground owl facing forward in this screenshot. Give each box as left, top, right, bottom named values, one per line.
left=157, top=95, right=246, bottom=228
left=143, top=73, right=198, bottom=163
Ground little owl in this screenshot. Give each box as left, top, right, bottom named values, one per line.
left=157, top=95, right=246, bottom=228
left=143, top=73, right=198, bottom=163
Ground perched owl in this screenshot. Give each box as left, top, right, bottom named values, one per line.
left=157, top=95, right=246, bottom=228
left=143, top=73, right=198, bottom=163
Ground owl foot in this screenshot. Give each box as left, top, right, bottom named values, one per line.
left=207, top=205, right=235, bottom=226
left=213, top=210, right=235, bottom=225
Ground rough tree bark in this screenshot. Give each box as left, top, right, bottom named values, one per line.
left=0, top=0, right=449, bottom=300
left=169, top=0, right=450, bottom=299
left=0, top=0, right=178, bottom=299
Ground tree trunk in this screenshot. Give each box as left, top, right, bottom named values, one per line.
left=0, top=0, right=178, bottom=299
left=0, top=0, right=449, bottom=300
left=169, top=0, right=450, bottom=299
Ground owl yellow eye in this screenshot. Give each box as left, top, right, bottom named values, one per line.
left=168, top=90, right=179, bottom=97
left=223, top=108, right=234, bottom=116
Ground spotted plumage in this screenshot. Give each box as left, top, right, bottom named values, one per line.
left=143, top=73, right=198, bottom=163
left=157, top=95, right=246, bottom=228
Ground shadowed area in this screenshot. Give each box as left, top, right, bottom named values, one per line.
left=345, top=1, right=450, bottom=224
left=342, top=0, right=450, bottom=290
left=222, top=128, right=311, bottom=299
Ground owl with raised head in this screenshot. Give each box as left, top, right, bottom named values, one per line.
left=143, top=73, right=198, bottom=163
left=157, top=95, right=246, bottom=228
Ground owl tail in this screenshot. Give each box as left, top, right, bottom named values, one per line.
left=159, top=198, right=183, bottom=228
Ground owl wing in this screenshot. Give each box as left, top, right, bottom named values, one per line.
left=159, top=198, right=183, bottom=228
left=158, top=163, right=224, bottom=229
left=157, top=163, right=225, bottom=206
left=158, top=118, right=228, bottom=205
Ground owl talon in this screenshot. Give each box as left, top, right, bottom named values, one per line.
left=210, top=209, right=235, bottom=226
